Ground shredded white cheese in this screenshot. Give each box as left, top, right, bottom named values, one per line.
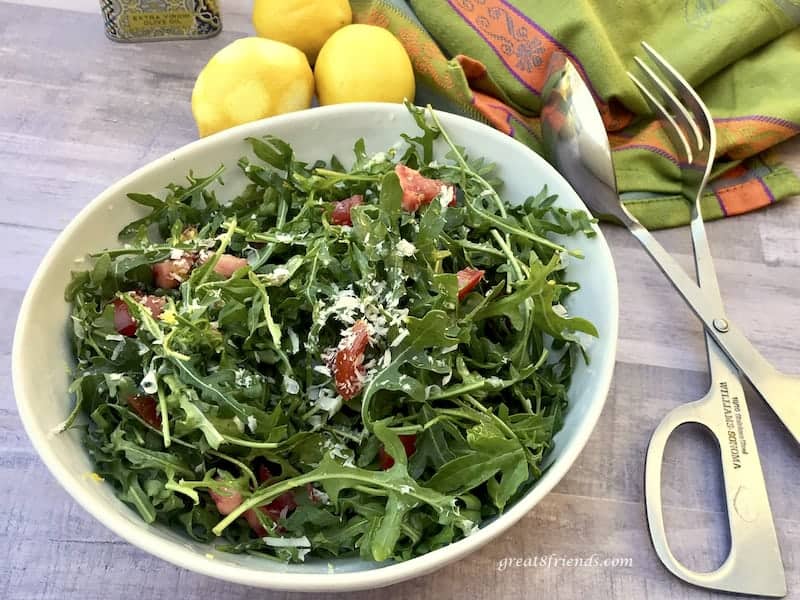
left=261, top=536, right=311, bottom=548
left=246, top=415, right=258, bottom=433
left=234, top=368, right=254, bottom=387
left=283, top=374, right=300, bottom=395
left=395, top=239, right=416, bottom=257
left=310, top=487, right=330, bottom=505
left=390, top=328, right=410, bottom=348
left=287, top=328, right=300, bottom=354
left=438, top=185, right=454, bottom=209
left=315, top=388, right=342, bottom=415
left=140, top=365, right=158, bottom=394
left=313, top=364, right=332, bottom=377
left=365, top=152, right=387, bottom=166
left=264, top=266, right=291, bottom=286
left=486, top=376, right=504, bottom=388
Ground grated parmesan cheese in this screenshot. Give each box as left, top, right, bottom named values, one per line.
left=287, top=327, right=300, bottom=354
left=315, top=388, right=342, bottom=415
left=264, top=266, right=291, bottom=286
left=234, top=368, right=254, bottom=387
left=313, top=364, right=331, bottom=377
left=381, top=348, right=392, bottom=369
left=390, top=328, right=409, bottom=347
left=246, top=415, right=258, bottom=433
left=140, top=365, right=158, bottom=394
left=438, top=185, right=454, bottom=209
left=232, top=416, right=245, bottom=433
left=283, top=374, right=300, bottom=395
left=395, top=239, right=416, bottom=257
left=262, top=536, right=311, bottom=548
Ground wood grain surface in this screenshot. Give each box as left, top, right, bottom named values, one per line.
left=1, top=2, right=798, bottom=598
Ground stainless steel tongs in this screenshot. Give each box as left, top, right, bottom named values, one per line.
left=542, top=45, right=787, bottom=596
left=628, top=45, right=786, bottom=597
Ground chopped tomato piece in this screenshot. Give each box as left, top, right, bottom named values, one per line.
left=137, top=293, right=166, bottom=318
left=395, top=164, right=455, bottom=212
left=333, top=320, right=371, bottom=400
left=331, top=194, right=363, bottom=226
left=127, top=394, right=161, bottom=429
left=257, top=464, right=273, bottom=484
left=113, top=299, right=137, bottom=337
left=210, top=467, right=307, bottom=537
left=209, top=485, right=244, bottom=516
left=262, top=491, right=298, bottom=523
left=456, top=268, right=485, bottom=300
left=208, top=478, right=286, bottom=537
left=253, top=465, right=299, bottom=531
left=213, top=254, right=248, bottom=278
left=152, top=253, right=196, bottom=289
left=306, top=483, right=322, bottom=504
left=378, top=434, right=417, bottom=469
left=244, top=508, right=269, bottom=536
left=112, top=294, right=166, bottom=337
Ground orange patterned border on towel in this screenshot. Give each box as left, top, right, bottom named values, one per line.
left=446, top=0, right=633, bottom=131
left=610, top=116, right=800, bottom=164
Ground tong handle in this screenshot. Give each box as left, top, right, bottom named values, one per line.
left=644, top=385, right=786, bottom=597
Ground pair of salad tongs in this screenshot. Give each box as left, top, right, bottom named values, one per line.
left=542, top=45, right=787, bottom=596
left=628, top=49, right=786, bottom=597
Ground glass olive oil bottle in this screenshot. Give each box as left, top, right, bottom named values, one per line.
left=100, top=0, right=222, bottom=42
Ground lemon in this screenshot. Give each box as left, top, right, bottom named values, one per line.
left=315, top=24, right=415, bottom=106
left=191, top=37, right=314, bottom=137
left=252, top=0, right=352, bottom=64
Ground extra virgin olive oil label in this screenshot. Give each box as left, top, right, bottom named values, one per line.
left=100, top=0, right=221, bottom=42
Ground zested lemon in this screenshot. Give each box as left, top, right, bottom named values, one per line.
left=314, top=24, right=416, bottom=106
left=191, top=37, right=314, bottom=137
left=252, top=0, right=352, bottom=64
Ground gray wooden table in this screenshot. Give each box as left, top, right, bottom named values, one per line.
left=2, top=2, right=799, bottom=598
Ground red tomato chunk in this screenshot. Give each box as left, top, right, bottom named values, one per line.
left=127, top=394, right=161, bottom=429
left=378, top=434, right=417, bottom=469
left=395, top=164, right=455, bottom=212
left=331, top=194, right=364, bottom=226
left=112, top=294, right=166, bottom=337
left=456, top=268, right=485, bottom=300
left=333, top=320, right=372, bottom=400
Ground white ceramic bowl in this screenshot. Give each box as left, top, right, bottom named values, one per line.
left=13, top=103, right=618, bottom=592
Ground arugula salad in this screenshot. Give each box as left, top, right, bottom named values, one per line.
left=64, top=104, right=598, bottom=563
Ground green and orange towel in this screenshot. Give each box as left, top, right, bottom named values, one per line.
left=350, top=0, right=800, bottom=229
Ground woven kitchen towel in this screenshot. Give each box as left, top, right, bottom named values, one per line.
left=350, top=0, right=800, bottom=228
